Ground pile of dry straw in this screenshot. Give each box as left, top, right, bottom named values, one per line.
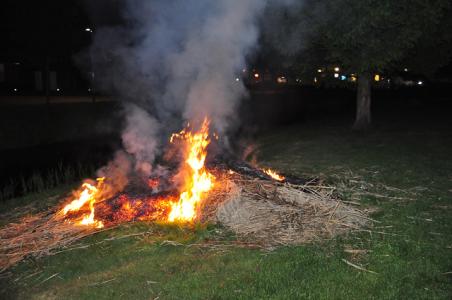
left=0, top=171, right=370, bottom=271
left=206, top=171, right=370, bottom=247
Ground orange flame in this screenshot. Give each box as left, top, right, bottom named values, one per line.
left=60, top=177, right=105, bottom=228
left=60, top=118, right=215, bottom=227
left=263, top=168, right=285, bottom=181
left=168, top=118, right=214, bottom=222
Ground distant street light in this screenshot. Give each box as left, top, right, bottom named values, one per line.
left=83, top=27, right=96, bottom=101
left=277, top=76, right=287, bottom=84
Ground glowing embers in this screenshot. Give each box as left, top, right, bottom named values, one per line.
left=262, top=168, right=285, bottom=181
left=168, top=118, right=215, bottom=222
left=95, top=194, right=174, bottom=225
left=61, top=184, right=176, bottom=228
left=60, top=177, right=105, bottom=228
left=60, top=117, right=216, bottom=228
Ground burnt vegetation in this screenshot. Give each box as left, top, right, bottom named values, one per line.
left=1, top=0, right=452, bottom=299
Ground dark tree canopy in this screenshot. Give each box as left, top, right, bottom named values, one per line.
left=264, top=0, right=451, bottom=74
left=262, top=0, right=452, bottom=129
left=318, top=0, right=451, bottom=74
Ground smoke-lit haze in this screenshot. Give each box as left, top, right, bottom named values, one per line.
left=83, top=0, right=285, bottom=176
left=122, top=105, right=160, bottom=176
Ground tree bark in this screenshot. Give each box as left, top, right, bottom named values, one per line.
left=353, top=72, right=372, bottom=130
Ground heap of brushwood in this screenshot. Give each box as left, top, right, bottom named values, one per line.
left=0, top=211, right=97, bottom=272
left=0, top=162, right=370, bottom=271
left=205, top=165, right=370, bottom=247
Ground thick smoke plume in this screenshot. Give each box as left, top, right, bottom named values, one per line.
left=96, top=150, right=131, bottom=197
left=122, top=105, right=160, bottom=176
left=84, top=0, right=285, bottom=178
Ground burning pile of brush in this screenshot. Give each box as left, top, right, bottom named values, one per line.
left=59, top=118, right=215, bottom=229
left=0, top=118, right=369, bottom=271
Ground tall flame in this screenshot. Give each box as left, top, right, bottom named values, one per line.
left=168, top=118, right=214, bottom=222
left=59, top=118, right=215, bottom=228
left=60, top=178, right=105, bottom=228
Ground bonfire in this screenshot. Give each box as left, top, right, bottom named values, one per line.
left=0, top=117, right=369, bottom=271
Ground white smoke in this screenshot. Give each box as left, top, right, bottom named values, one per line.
left=161, top=0, right=267, bottom=132
left=96, top=150, right=131, bottom=195
left=121, top=105, right=160, bottom=176
left=85, top=0, right=291, bottom=177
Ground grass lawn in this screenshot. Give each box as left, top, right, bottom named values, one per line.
left=1, top=116, right=451, bottom=299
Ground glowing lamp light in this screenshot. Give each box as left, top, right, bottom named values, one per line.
left=374, top=74, right=380, bottom=82
left=334, top=73, right=339, bottom=78
left=254, top=73, right=259, bottom=78
left=56, top=88, right=60, bottom=92
left=314, top=77, right=318, bottom=83
left=317, top=69, right=323, bottom=73
left=13, top=88, right=18, bottom=92
left=334, top=67, right=340, bottom=72
left=235, top=77, right=240, bottom=82
left=404, top=68, right=408, bottom=72
left=351, top=76, right=357, bottom=82
left=418, top=81, right=423, bottom=85
left=277, top=76, right=287, bottom=84
left=85, top=28, right=93, bottom=32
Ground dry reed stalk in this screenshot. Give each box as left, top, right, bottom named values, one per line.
left=214, top=173, right=370, bottom=247
left=0, top=171, right=371, bottom=271
left=0, top=211, right=100, bottom=272
left=341, top=258, right=378, bottom=274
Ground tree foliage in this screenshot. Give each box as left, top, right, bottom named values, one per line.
left=263, top=0, right=452, bottom=75
left=262, top=0, right=452, bottom=130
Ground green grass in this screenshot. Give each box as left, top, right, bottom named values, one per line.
left=1, top=120, right=452, bottom=299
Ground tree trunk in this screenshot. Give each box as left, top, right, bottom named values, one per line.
left=353, top=72, right=372, bottom=130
